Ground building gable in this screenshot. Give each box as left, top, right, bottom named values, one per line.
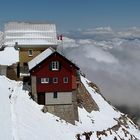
left=28, top=48, right=79, bottom=72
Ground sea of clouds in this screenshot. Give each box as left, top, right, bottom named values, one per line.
left=61, top=27, right=140, bottom=108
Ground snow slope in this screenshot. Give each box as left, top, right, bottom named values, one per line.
left=0, top=76, right=13, bottom=140
left=0, top=47, right=19, bottom=65
left=0, top=75, right=140, bottom=140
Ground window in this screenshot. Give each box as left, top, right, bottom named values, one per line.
left=23, top=62, right=28, bottom=66
left=53, top=77, right=58, bottom=83
left=23, top=62, right=28, bottom=71
left=28, top=49, right=33, bottom=56
left=63, top=77, right=69, bottom=83
left=51, top=61, right=59, bottom=70
left=41, top=78, right=49, bottom=84
left=53, top=91, right=58, bottom=98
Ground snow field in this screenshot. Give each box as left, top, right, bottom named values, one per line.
left=0, top=76, right=140, bottom=140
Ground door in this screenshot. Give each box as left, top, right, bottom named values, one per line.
left=38, top=92, right=45, bottom=105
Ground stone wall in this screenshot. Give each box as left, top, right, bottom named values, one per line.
left=46, top=104, right=76, bottom=124
left=72, top=90, right=79, bottom=122
left=77, top=82, right=99, bottom=112
left=7, top=64, right=18, bottom=80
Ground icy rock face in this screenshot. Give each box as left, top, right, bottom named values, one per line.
left=0, top=75, right=140, bottom=140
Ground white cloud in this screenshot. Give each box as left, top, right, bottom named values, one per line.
left=78, top=39, right=93, bottom=44
left=63, top=27, right=140, bottom=107
left=83, top=45, right=119, bottom=64
left=62, top=37, right=79, bottom=48
left=82, top=27, right=114, bottom=35
left=117, top=27, right=140, bottom=38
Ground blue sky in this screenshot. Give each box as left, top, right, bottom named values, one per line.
left=0, top=0, right=140, bottom=31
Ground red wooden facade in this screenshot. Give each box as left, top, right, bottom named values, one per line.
left=30, top=52, right=79, bottom=93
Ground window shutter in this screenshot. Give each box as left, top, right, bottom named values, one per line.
left=49, top=77, right=52, bottom=83
left=49, top=62, right=52, bottom=71
left=37, top=78, right=41, bottom=84
left=59, top=62, right=61, bottom=70
left=48, top=77, right=50, bottom=83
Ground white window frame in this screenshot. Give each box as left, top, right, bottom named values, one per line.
left=41, top=78, right=49, bottom=84
left=28, top=49, right=33, bottom=56
left=63, top=77, right=69, bottom=83
left=51, top=61, right=59, bottom=71
left=53, top=77, right=58, bottom=83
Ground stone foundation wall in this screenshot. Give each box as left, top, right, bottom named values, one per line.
left=72, top=90, right=79, bottom=122
left=77, top=82, right=99, bottom=112
left=46, top=104, right=76, bottom=124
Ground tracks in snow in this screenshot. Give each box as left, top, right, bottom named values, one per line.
left=10, top=82, right=22, bottom=140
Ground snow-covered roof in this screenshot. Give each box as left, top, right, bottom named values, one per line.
left=4, top=22, right=58, bottom=46
left=28, top=47, right=55, bottom=70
